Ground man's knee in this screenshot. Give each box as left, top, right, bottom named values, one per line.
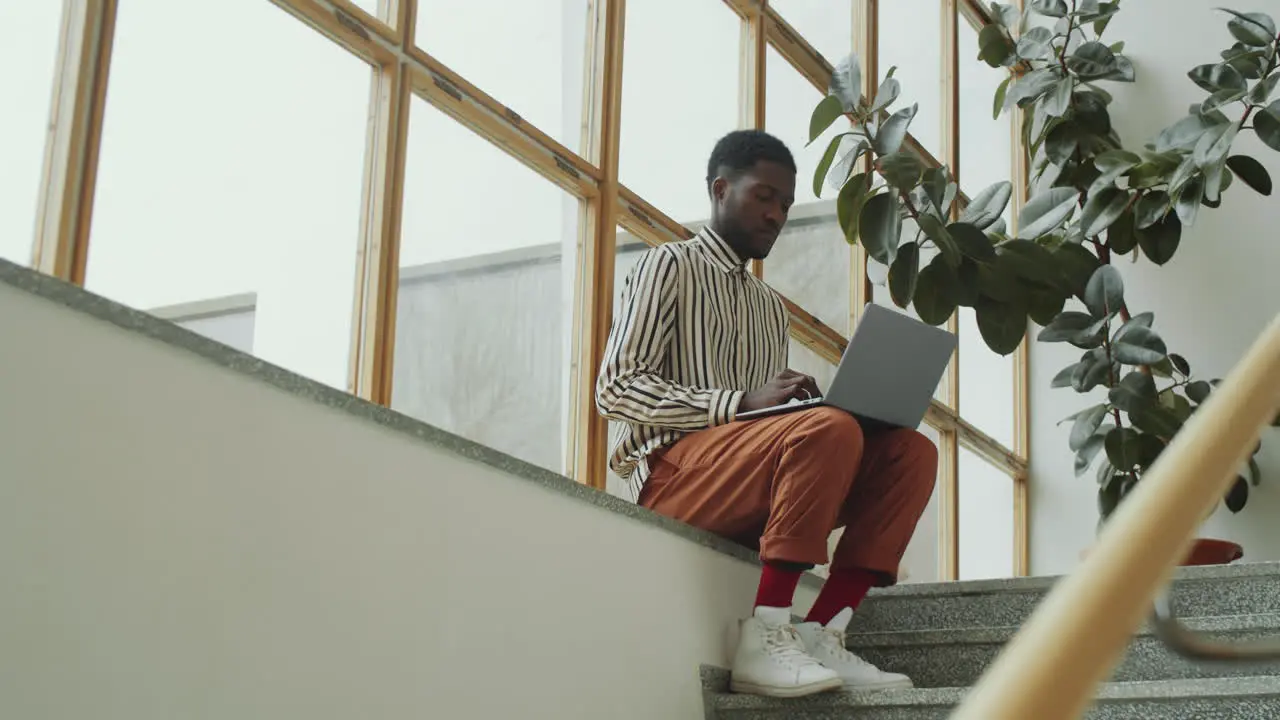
left=901, top=429, right=939, bottom=490
left=796, top=406, right=864, bottom=446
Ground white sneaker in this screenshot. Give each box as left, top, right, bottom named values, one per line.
left=730, top=606, right=843, bottom=698
left=795, top=608, right=914, bottom=691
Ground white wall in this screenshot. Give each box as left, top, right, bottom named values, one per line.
left=0, top=280, right=823, bottom=720
left=1030, top=0, right=1280, bottom=574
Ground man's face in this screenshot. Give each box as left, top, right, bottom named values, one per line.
left=714, top=160, right=796, bottom=260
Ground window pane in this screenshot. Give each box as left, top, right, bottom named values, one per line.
left=880, top=0, right=944, bottom=160
left=899, top=422, right=942, bottom=584
left=620, top=0, right=738, bottom=224
left=959, top=25, right=1014, bottom=203
left=769, top=0, right=853, bottom=68
left=85, top=0, right=370, bottom=390
left=958, top=446, right=1015, bottom=580
left=392, top=99, right=578, bottom=475
left=959, top=307, right=1016, bottom=448
left=765, top=46, right=852, bottom=337
left=416, top=0, right=588, bottom=153
left=0, top=3, right=63, bottom=266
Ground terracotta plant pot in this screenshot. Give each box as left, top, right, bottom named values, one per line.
left=1181, top=537, right=1244, bottom=566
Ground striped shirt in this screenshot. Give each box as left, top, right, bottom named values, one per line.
left=596, top=226, right=790, bottom=494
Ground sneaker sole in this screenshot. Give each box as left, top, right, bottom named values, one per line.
left=730, top=676, right=844, bottom=698
left=842, top=678, right=914, bottom=692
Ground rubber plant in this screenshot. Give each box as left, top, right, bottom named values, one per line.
left=807, top=0, right=1279, bottom=522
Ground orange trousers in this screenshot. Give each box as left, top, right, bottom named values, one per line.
left=638, top=407, right=937, bottom=586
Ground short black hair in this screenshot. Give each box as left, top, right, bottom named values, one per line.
left=705, top=129, right=797, bottom=194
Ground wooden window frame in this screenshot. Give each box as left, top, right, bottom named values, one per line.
left=31, top=0, right=1031, bottom=576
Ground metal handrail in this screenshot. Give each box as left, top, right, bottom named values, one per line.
left=1152, top=593, right=1280, bottom=662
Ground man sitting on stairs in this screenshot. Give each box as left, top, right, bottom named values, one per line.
left=596, top=129, right=937, bottom=698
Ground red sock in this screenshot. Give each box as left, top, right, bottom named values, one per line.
left=754, top=564, right=803, bottom=609
left=806, top=568, right=877, bottom=625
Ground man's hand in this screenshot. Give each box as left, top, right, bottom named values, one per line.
left=739, top=370, right=822, bottom=413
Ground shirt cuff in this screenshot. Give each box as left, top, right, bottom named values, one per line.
left=710, top=389, right=746, bottom=426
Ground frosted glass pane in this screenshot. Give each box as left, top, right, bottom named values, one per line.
left=959, top=25, right=1015, bottom=203
left=959, top=307, right=1016, bottom=449
left=416, top=0, right=588, bottom=152
left=769, top=0, right=854, bottom=68
left=899, top=423, right=942, bottom=584
left=86, top=0, right=370, bottom=390
left=620, top=0, right=738, bottom=224
left=765, top=46, right=852, bottom=336
left=393, top=99, right=579, bottom=475
left=880, top=0, right=944, bottom=161
left=0, top=3, right=63, bottom=266
left=958, top=446, right=1015, bottom=580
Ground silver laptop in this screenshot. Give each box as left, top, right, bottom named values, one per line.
left=735, top=303, right=957, bottom=430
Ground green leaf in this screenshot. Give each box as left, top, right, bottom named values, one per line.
left=1136, top=213, right=1182, bottom=265
left=1016, top=26, right=1055, bottom=60
left=921, top=167, right=956, bottom=216
left=913, top=256, right=959, bottom=325
left=976, top=296, right=1028, bottom=355
left=978, top=24, right=1015, bottom=68
left=1130, top=403, right=1184, bottom=439
left=1076, top=431, right=1107, bottom=477
left=880, top=151, right=925, bottom=188
left=1090, top=149, right=1142, bottom=193
left=1054, top=243, right=1101, bottom=296
left=1202, top=87, right=1248, bottom=114
left=998, top=239, right=1061, bottom=287
left=1252, top=73, right=1280, bottom=104
left=871, top=77, right=901, bottom=113
left=859, top=192, right=902, bottom=265
left=829, top=53, right=862, bottom=112
left=948, top=222, right=996, bottom=261
left=1112, top=325, right=1168, bottom=365
left=1038, top=311, right=1095, bottom=342
left=1071, top=314, right=1112, bottom=349
left=836, top=173, right=870, bottom=244
left=826, top=138, right=866, bottom=193
left=1253, top=106, right=1280, bottom=151
left=1221, top=9, right=1277, bottom=47
left=1154, top=114, right=1222, bottom=153
left=1084, top=265, right=1124, bottom=319
left=1106, top=210, right=1138, bottom=255
left=1134, top=190, right=1170, bottom=229
left=1029, top=288, right=1068, bottom=326
left=1018, top=187, right=1079, bottom=239
left=1045, top=122, right=1080, bottom=166
left=919, top=213, right=961, bottom=267
left=1105, top=427, right=1143, bottom=471
left=1193, top=122, right=1237, bottom=170
left=1170, top=353, right=1191, bottom=376
left=1032, top=0, right=1069, bottom=16
left=812, top=132, right=849, bottom=198
left=809, top=95, right=846, bottom=144
left=1159, top=388, right=1194, bottom=421
left=1054, top=362, right=1082, bottom=389
left=1080, top=187, right=1130, bottom=237
left=1249, top=457, right=1263, bottom=486
left=1006, top=67, right=1063, bottom=109
left=1188, top=63, right=1247, bottom=93
left=1225, top=476, right=1249, bottom=513
left=889, top=241, right=920, bottom=308
left=959, top=181, right=1014, bottom=229
left=994, top=75, right=1012, bottom=120
left=1112, top=311, right=1154, bottom=342
left=1109, top=371, right=1158, bottom=413
left=955, top=258, right=982, bottom=307
left=874, top=103, right=918, bottom=156
left=1042, top=77, right=1075, bottom=118
left=1186, top=380, right=1212, bottom=404
left=1068, top=42, right=1119, bottom=79
left=1070, top=404, right=1110, bottom=451
left=1137, top=432, right=1166, bottom=469
left=1175, top=174, right=1205, bottom=227
left=1225, top=155, right=1272, bottom=195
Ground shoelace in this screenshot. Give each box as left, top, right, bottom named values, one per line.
left=763, top=625, right=824, bottom=668
left=816, top=627, right=877, bottom=669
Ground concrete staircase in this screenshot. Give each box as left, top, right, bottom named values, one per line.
left=702, top=561, right=1280, bottom=719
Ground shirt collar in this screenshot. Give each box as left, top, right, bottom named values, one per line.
left=697, top=226, right=749, bottom=273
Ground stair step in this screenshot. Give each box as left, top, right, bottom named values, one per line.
left=852, top=562, right=1280, bottom=634
left=846, top=612, right=1280, bottom=688
left=703, top=670, right=1280, bottom=719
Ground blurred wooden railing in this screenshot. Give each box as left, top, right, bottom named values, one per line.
left=952, top=313, right=1280, bottom=719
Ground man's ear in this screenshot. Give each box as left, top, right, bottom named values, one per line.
left=711, top=176, right=729, bottom=202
